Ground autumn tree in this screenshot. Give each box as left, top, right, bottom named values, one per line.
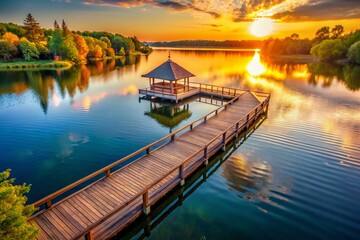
left=73, top=33, right=89, bottom=63
left=23, top=13, right=44, bottom=43
left=2, top=32, right=19, bottom=45
left=0, top=169, right=38, bottom=240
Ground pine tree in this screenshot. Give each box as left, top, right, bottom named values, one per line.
left=23, top=13, right=44, bottom=43
left=62, top=19, right=70, bottom=36
left=0, top=169, right=38, bottom=240
left=54, top=20, right=60, bottom=30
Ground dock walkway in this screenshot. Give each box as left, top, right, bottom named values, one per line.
left=29, top=87, right=270, bottom=240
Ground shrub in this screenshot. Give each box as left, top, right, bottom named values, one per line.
left=310, top=39, right=347, bottom=61
left=19, top=37, right=39, bottom=61
left=0, top=40, right=18, bottom=60
left=347, top=41, right=360, bottom=64
left=0, top=169, right=38, bottom=240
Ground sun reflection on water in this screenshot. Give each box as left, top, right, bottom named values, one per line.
left=247, top=52, right=266, bottom=76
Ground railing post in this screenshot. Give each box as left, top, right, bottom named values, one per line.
left=215, top=109, right=218, bottom=115
left=179, top=164, right=185, bottom=186
left=171, top=134, right=175, bottom=141
left=190, top=124, right=193, bottom=130
left=85, top=230, right=93, bottom=240
left=246, top=114, right=250, bottom=129
left=46, top=200, right=52, bottom=209
left=146, top=147, right=150, bottom=155
left=203, top=146, right=208, bottom=166
left=222, top=87, right=224, bottom=94
left=255, top=108, right=258, bottom=120
left=204, top=116, right=207, bottom=123
left=106, top=169, right=111, bottom=177
left=143, top=191, right=150, bottom=215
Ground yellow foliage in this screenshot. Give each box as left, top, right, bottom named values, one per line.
left=2, top=32, right=19, bottom=45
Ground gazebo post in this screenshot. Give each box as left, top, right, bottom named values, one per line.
left=149, top=78, right=151, bottom=88
left=170, top=81, right=173, bottom=94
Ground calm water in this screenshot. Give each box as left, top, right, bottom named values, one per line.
left=1, top=49, right=360, bottom=239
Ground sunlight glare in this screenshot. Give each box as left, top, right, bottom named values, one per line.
left=247, top=52, right=266, bottom=76
left=250, top=18, right=274, bottom=37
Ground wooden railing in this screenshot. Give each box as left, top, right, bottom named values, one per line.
left=30, top=89, right=270, bottom=240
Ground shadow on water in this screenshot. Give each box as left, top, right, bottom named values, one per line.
left=110, top=113, right=267, bottom=240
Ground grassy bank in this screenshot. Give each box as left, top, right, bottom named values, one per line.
left=263, top=54, right=319, bottom=64
left=0, top=60, right=74, bottom=70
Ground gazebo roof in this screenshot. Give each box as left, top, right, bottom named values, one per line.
left=142, top=59, right=195, bottom=81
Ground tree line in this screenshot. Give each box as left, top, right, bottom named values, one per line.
left=0, top=13, right=152, bottom=63
left=151, top=25, right=360, bottom=64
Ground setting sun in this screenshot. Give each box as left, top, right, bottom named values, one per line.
left=250, top=18, right=274, bottom=37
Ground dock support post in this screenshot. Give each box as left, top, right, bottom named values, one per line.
left=85, top=231, right=93, bottom=240
left=143, top=192, right=151, bottom=215
left=222, top=132, right=226, bottom=151
left=179, top=165, right=185, bottom=186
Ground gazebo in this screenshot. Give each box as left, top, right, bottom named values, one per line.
left=139, top=55, right=199, bottom=102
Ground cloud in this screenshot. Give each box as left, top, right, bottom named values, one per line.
left=271, top=0, right=360, bottom=21
left=83, top=0, right=360, bottom=22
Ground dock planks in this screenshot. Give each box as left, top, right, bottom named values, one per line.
left=29, top=90, right=270, bottom=240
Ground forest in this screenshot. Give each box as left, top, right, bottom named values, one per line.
left=151, top=26, right=360, bottom=64
left=0, top=13, right=152, bottom=64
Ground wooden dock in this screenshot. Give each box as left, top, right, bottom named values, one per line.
left=28, top=84, right=270, bottom=240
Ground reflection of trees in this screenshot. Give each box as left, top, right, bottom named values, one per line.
left=27, top=71, right=54, bottom=114
left=307, top=63, right=343, bottom=88
left=307, top=63, right=360, bottom=91
left=145, top=102, right=192, bottom=132
left=0, top=57, right=145, bottom=113
left=343, top=65, right=360, bottom=91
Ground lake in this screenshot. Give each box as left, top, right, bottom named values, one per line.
left=0, top=49, right=360, bottom=239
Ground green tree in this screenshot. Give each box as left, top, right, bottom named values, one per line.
left=61, top=34, right=78, bottom=61
left=315, top=26, right=330, bottom=43
left=347, top=41, right=360, bottom=64
left=0, top=23, right=7, bottom=36
left=111, top=35, right=122, bottom=54
left=0, top=40, right=18, bottom=60
left=23, top=13, right=44, bottom=43
left=331, top=25, right=344, bottom=39
left=100, top=36, right=111, bottom=48
left=48, top=29, right=63, bottom=57
left=310, top=39, right=347, bottom=61
left=130, top=36, right=141, bottom=51
left=5, top=23, right=26, bottom=38
left=0, top=169, right=38, bottom=240
left=19, top=37, right=39, bottom=61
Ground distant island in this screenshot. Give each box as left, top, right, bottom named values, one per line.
left=0, top=13, right=152, bottom=70
left=149, top=26, right=360, bottom=64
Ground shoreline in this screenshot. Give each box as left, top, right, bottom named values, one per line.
left=0, top=60, right=74, bottom=71
left=0, top=52, right=152, bottom=71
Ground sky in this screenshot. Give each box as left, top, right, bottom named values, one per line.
left=0, top=0, right=360, bottom=41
